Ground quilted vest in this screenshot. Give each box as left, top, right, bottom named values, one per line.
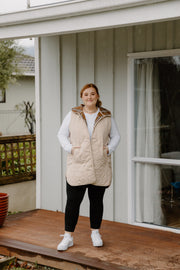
left=66, top=105, right=112, bottom=186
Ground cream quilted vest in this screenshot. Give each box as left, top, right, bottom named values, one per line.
left=66, top=105, right=112, bottom=186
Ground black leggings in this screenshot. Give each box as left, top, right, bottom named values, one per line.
left=65, top=182, right=107, bottom=232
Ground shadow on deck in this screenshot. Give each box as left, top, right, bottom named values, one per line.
left=0, top=209, right=180, bottom=270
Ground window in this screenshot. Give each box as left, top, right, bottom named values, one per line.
left=133, top=55, right=180, bottom=230
left=0, top=89, right=6, bottom=103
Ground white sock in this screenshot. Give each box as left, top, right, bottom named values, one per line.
left=91, top=229, right=99, bottom=234
left=64, top=232, right=72, bottom=238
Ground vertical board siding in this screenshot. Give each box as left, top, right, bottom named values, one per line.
left=77, top=32, right=95, bottom=96
left=114, top=27, right=129, bottom=222
left=134, top=25, right=147, bottom=52
left=60, top=34, right=77, bottom=116
left=76, top=32, right=95, bottom=216
left=166, top=21, right=174, bottom=49
left=174, top=20, right=180, bottom=48
left=94, top=29, right=114, bottom=220
left=146, top=24, right=153, bottom=51
left=153, top=22, right=167, bottom=51
left=40, top=19, right=180, bottom=223
left=95, top=29, right=114, bottom=112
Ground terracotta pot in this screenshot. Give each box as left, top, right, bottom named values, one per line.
left=0, top=193, right=9, bottom=227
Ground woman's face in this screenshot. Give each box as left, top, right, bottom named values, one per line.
left=81, top=87, right=99, bottom=107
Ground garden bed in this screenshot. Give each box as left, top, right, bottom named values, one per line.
left=0, top=255, right=59, bottom=270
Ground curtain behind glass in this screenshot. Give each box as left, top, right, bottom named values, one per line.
left=135, top=59, right=164, bottom=225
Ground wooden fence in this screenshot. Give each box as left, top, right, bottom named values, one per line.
left=0, top=135, right=36, bottom=185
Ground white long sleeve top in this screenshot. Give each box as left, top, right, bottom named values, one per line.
left=57, top=108, right=120, bottom=155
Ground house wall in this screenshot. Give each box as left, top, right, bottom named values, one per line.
left=0, top=180, right=36, bottom=212
left=0, top=76, right=35, bottom=136
left=39, top=19, right=180, bottom=223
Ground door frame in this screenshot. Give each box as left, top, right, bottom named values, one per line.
left=127, top=48, right=180, bottom=234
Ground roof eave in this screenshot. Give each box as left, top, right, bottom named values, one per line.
left=0, top=0, right=180, bottom=40
left=0, top=0, right=169, bottom=27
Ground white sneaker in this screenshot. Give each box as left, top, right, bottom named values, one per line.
left=57, top=234, right=73, bottom=251
left=91, top=230, right=103, bottom=247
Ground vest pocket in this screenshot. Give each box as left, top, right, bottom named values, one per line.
left=73, top=144, right=90, bottom=163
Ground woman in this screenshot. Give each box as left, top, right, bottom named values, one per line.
left=57, top=83, right=120, bottom=251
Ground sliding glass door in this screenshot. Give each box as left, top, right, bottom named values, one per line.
left=133, top=56, right=180, bottom=229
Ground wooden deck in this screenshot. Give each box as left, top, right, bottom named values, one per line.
left=0, top=210, right=180, bottom=270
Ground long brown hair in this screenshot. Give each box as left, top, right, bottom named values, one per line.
left=80, top=83, right=102, bottom=107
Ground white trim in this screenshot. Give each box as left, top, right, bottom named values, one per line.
left=0, top=0, right=168, bottom=24
left=0, top=1, right=180, bottom=40
left=133, top=222, right=180, bottom=234
left=132, top=157, right=180, bottom=166
left=29, top=0, right=87, bottom=9
left=23, top=73, right=35, bottom=77
left=12, top=72, right=35, bottom=77
left=35, top=37, right=41, bottom=209
left=127, top=57, right=135, bottom=224
left=128, top=48, right=180, bottom=233
left=128, top=48, right=180, bottom=59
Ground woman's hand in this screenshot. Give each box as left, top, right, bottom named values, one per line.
left=104, top=146, right=109, bottom=155
left=71, top=146, right=80, bottom=154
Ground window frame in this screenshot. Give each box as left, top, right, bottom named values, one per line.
left=0, top=89, right=6, bottom=103
left=127, top=48, right=180, bottom=234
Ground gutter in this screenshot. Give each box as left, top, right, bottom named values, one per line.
left=0, top=0, right=168, bottom=27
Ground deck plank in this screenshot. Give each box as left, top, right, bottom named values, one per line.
left=0, top=209, right=180, bottom=269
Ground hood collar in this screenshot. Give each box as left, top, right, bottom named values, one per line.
left=72, top=105, right=111, bottom=125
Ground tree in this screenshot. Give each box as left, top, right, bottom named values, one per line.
left=0, top=40, right=24, bottom=90
left=15, top=101, right=36, bottom=134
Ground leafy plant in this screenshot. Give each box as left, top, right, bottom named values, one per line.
left=0, top=40, right=24, bottom=90
left=1, top=256, right=58, bottom=269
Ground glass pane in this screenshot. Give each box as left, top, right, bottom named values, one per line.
left=134, top=56, right=180, bottom=159
left=135, top=163, right=180, bottom=229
